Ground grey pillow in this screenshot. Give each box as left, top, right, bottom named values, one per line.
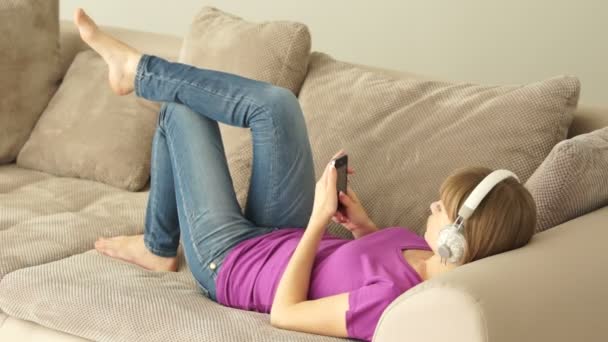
left=298, top=52, right=580, bottom=238
left=525, top=127, right=608, bottom=233
left=17, top=50, right=160, bottom=191
left=0, top=0, right=60, bottom=164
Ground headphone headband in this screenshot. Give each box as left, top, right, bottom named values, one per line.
left=457, top=169, right=520, bottom=220
left=437, top=169, right=521, bottom=265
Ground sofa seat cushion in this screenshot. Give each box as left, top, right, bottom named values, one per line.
left=0, top=163, right=149, bottom=280
left=0, top=249, right=353, bottom=342
left=0, top=312, right=6, bottom=330
left=0, top=314, right=89, bottom=342
left=298, top=52, right=580, bottom=237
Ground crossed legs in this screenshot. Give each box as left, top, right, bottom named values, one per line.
left=74, top=9, right=316, bottom=281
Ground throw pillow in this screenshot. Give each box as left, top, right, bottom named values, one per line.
left=178, top=6, right=312, bottom=211
left=299, top=52, right=580, bottom=238
left=0, top=0, right=60, bottom=164
left=17, top=50, right=159, bottom=191
left=525, top=127, right=608, bottom=233
left=178, top=6, right=311, bottom=96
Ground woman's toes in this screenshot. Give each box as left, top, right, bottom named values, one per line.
left=94, top=240, right=105, bottom=253
left=74, top=8, right=97, bottom=42
left=103, top=247, right=116, bottom=257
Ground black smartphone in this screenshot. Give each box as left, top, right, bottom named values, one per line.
left=331, top=154, right=348, bottom=211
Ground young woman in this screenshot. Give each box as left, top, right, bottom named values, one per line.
left=75, top=8, right=537, bottom=342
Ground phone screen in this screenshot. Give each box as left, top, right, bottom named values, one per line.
left=333, top=154, right=348, bottom=209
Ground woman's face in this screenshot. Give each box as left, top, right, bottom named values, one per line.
left=424, top=199, right=453, bottom=253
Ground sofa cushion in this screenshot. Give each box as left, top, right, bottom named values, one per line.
left=525, top=126, right=608, bottom=233
left=179, top=6, right=311, bottom=96
left=0, top=250, right=353, bottom=342
left=0, top=163, right=149, bottom=280
left=298, top=52, right=580, bottom=237
left=0, top=0, right=60, bottom=164
left=16, top=50, right=160, bottom=191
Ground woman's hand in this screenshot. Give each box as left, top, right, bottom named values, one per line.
left=310, top=149, right=352, bottom=222
left=332, top=185, right=378, bottom=239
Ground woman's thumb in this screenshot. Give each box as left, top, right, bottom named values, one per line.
left=338, top=191, right=351, bottom=206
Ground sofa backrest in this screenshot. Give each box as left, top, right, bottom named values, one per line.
left=346, top=59, right=608, bottom=138
left=59, top=20, right=607, bottom=140
left=0, top=1, right=61, bottom=165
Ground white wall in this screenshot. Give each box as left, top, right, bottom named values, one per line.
left=60, top=0, right=607, bottom=106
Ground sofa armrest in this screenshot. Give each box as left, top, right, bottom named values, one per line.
left=374, top=205, right=608, bottom=342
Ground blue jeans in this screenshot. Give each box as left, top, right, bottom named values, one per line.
left=135, top=55, right=316, bottom=302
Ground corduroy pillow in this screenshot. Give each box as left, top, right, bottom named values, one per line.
left=0, top=0, right=60, bottom=164
left=17, top=50, right=160, bottom=191
left=525, top=127, right=608, bottom=233
left=298, top=52, right=580, bottom=238
left=177, top=5, right=312, bottom=212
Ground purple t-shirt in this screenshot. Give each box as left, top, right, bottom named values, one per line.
left=215, top=226, right=431, bottom=341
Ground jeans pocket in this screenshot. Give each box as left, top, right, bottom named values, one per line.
left=209, top=251, right=226, bottom=281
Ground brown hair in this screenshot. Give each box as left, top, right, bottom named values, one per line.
left=439, top=166, right=537, bottom=264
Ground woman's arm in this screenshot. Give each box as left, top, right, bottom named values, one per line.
left=271, top=150, right=345, bottom=315
left=269, top=150, right=352, bottom=338
left=270, top=213, right=328, bottom=313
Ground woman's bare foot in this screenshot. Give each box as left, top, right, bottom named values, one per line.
left=94, top=234, right=178, bottom=272
left=73, top=8, right=142, bottom=96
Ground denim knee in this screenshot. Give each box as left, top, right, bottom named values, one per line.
left=158, top=102, right=194, bottom=134
left=261, top=86, right=299, bottom=113
left=256, top=86, right=304, bottom=131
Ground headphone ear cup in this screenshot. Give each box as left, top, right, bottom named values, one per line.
left=437, top=224, right=467, bottom=264
left=437, top=224, right=454, bottom=258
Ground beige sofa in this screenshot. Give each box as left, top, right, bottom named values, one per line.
left=1, top=15, right=608, bottom=342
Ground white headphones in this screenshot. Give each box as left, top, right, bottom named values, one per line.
left=436, top=169, right=520, bottom=265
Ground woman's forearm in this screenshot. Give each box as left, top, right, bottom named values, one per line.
left=271, top=214, right=328, bottom=314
